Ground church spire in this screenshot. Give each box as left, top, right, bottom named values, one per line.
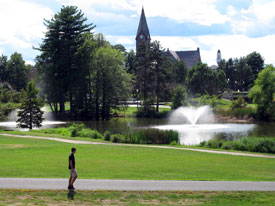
left=136, top=7, right=151, bottom=53
left=136, top=7, right=151, bottom=40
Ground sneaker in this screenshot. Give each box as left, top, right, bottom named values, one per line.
left=68, top=185, right=73, bottom=190
left=72, top=185, right=75, bottom=190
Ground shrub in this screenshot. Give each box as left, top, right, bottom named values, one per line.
left=104, top=131, right=112, bottom=141
left=69, top=123, right=85, bottom=137
left=170, top=140, right=178, bottom=146
left=231, top=97, right=247, bottom=110
left=171, top=85, right=187, bottom=110
left=78, top=129, right=103, bottom=139
left=89, top=130, right=103, bottom=139
left=110, top=134, right=125, bottom=143
left=199, top=137, right=275, bottom=154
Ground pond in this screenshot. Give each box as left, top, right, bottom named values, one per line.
left=0, top=117, right=275, bottom=146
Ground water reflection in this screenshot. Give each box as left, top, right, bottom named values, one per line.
left=153, top=124, right=256, bottom=145
left=1, top=117, right=275, bottom=146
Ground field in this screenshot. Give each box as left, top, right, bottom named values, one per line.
left=1, top=190, right=275, bottom=206
left=1, top=134, right=275, bottom=181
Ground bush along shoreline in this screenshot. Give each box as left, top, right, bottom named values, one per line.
left=199, top=137, right=275, bottom=154
left=38, top=123, right=179, bottom=145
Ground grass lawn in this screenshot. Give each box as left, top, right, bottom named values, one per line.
left=1, top=135, right=275, bottom=181
left=1, top=190, right=275, bottom=206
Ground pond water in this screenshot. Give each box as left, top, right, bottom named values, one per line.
left=0, top=117, right=275, bottom=146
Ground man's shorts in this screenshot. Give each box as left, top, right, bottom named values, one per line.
left=70, top=168, right=78, bottom=178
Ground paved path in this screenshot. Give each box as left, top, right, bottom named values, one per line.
left=1, top=178, right=275, bottom=191
left=2, top=133, right=275, bottom=159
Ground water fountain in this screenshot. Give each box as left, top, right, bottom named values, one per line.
left=0, top=107, right=66, bottom=130
left=153, top=105, right=255, bottom=145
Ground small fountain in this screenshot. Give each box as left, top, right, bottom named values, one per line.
left=153, top=105, right=255, bottom=145
left=0, top=107, right=66, bottom=130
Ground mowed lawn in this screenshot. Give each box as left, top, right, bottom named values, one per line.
left=1, top=135, right=275, bottom=181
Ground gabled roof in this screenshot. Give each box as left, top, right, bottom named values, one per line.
left=164, top=48, right=201, bottom=69
left=136, top=7, right=151, bottom=39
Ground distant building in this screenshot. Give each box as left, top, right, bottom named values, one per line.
left=210, top=50, right=222, bottom=69
left=164, top=48, right=201, bottom=69
left=217, top=50, right=222, bottom=64
left=136, top=7, right=201, bottom=69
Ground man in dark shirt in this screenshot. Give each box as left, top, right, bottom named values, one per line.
left=68, top=147, right=78, bottom=190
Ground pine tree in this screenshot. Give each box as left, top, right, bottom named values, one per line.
left=17, top=82, right=44, bottom=129
left=37, top=6, right=95, bottom=115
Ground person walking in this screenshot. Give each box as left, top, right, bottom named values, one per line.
left=68, top=147, right=78, bottom=190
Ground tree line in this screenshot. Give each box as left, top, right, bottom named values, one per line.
left=0, top=52, right=30, bottom=91
left=0, top=5, right=270, bottom=122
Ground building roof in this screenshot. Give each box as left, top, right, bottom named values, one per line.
left=164, top=48, right=201, bottom=69
left=136, top=7, right=151, bottom=39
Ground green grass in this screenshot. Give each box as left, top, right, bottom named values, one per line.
left=1, top=190, right=275, bottom=206
left=1, top=135, right=275, bottom=181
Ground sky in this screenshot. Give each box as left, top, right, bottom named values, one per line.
left=1, top=0, right=275, bottom=66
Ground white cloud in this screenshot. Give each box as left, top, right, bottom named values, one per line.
left=142, top=0, right=228, bottom=26
left=0, top=0, right=53, bottom=50
left=115, top=37, right=133, bottom=45
left=25, top=60, right=35, bottom=66
left=58, top=0, right=228, bottom=26
left=228, top=0, right=275, bottom=35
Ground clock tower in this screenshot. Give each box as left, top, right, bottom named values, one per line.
left=136, top=7, right=151, bottom=54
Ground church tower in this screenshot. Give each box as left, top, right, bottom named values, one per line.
left=136, top=7, right=151, bottom=54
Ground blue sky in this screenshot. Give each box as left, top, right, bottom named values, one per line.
left=1, top=0, right=275, bottom=66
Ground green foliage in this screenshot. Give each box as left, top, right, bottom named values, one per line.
left=68, top=123, right=85, bottom=137
left=231, top=97, right=247, bottom=110
left=197, top=94, right=220, bottom=107
left=37, top=5, right=95, bottom=114
left=249, top=65, right=275, bottom=121
left=136, top=108, right=169, bottom=118
left=200, top=137, right=275, bottom=154
left=186, top=63, right=226, bottom=95
left=217, top=107, right=256, bottom=118
left=133, top=129, right=178, bottom=144
left=0, top=103, right=20, bottom=121
left=171, top=85, right=187, bottom=109
left=218, top=52, right=264, bottom=91
left=68, top=123, right=103, bottom=139
left=93, top=45, right=132, bottom=120
left=110, top=134, right=126, bottom=143
left=104, top=130, right=112, bottom=141
left=16, top=82, right=44, bottom=129
left=173, top=60, right=188, bottom=84
left=6, top=53, right=29, bottom=91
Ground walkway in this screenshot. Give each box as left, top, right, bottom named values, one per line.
left=1, top=178, right=275, bottom=191
left=2, top=133, right=275, bottom=159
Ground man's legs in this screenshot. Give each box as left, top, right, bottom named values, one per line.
left=68, top=176, right=73, bottom=187
left=71, top=176, right=78, bottom=186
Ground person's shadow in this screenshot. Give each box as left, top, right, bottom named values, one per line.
left=67, top=190, right=77, bottom=200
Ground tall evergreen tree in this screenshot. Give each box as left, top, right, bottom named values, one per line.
left=0, top=55, right=8, bottom=83
left=17, top=82, right=44, bottom=129
left=37, top=6, right=95, bottom=115
left=135, top=40, right=153, bottom=111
